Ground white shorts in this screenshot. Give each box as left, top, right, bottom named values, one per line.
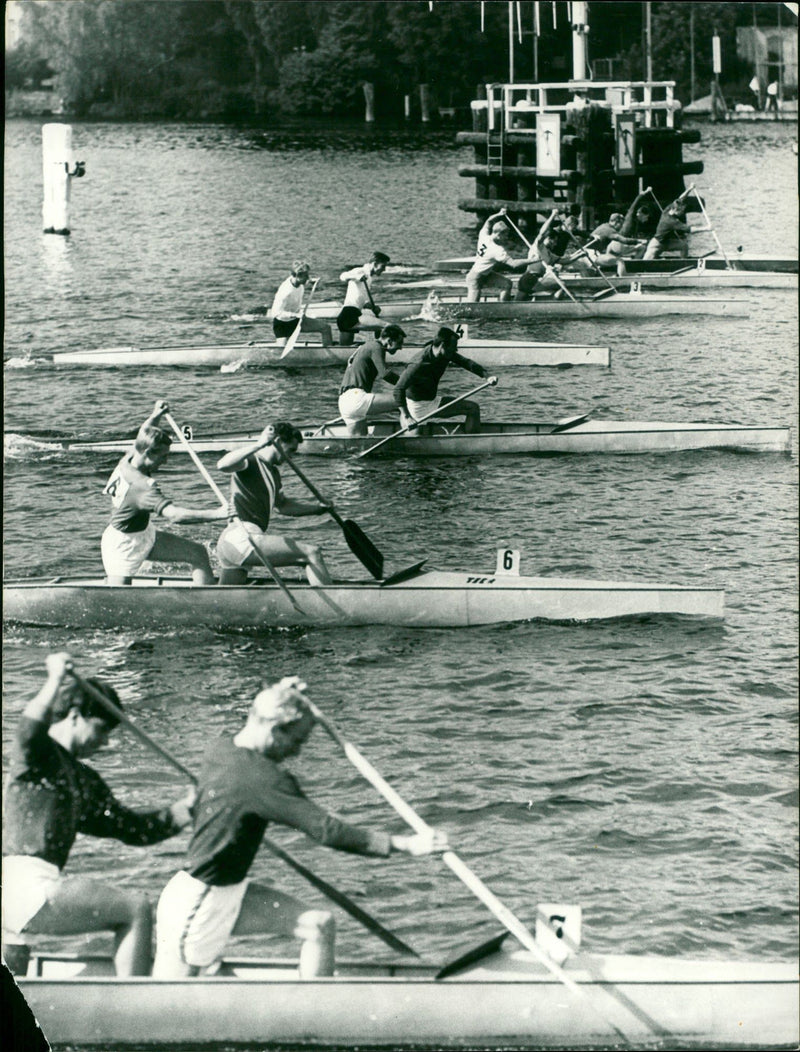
left=101, top=522, right=156, bottom=577
left=2, top=856, right=61, bottom=936
left=465, top=269, right=512, bottom=298
left=407, top=396, right=442, bottom=422
left=216, top=520, right=264, bottom=568
left=155, top=871, right=249, bottom=969
left=338, top=388, right=396, bottom=423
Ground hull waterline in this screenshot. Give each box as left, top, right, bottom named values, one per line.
left=432, top=254, right=799, bottom=274
left=16, top=421, right=791, bottom=457
left=2, top=569, right=725, bottom=629
left=50, top=338, right=610, bottom=369
left=233, top=294, right=751, bottom=322
left=15, top=946, right=798, bottom=1050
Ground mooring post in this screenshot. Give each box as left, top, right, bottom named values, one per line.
left=42, top=123, right=85, bottom=235
left=420, top=84, right=431, bottom=123
left=363, top=82, right=375, bottom=123
left=404, top=94, right=411, bottom=120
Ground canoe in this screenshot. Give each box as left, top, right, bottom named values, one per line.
left=12, top=919, right=798, bottom=1050
left=2, top=559, right=725, bottom=628
left=297, top=419, right=792, bottom=457
left=22, top=419, right=790, bottom=457
left=232, top=292, right=749, bottom=322
left=385, top=269, right=798, bottom=291
left=50, top=336, right=610, bottom=369
left=432, top=253, right=799, bottom=274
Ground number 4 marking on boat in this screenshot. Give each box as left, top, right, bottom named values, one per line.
left=496, top=549, right=521, bottom=576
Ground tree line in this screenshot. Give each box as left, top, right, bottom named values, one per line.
left=6, top=1, right=761, bottom=121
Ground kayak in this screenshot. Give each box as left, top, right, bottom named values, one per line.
left=432, top=254, right=799, bottom=274
left=16, top=418, right=790, bottom=458
left=11, top=914, right=797, bottom=1050
left=231, top=292, right=750, bottom=323
left=2, top=558, right=725, bottom=628
left=50, top=336, right=610, bottom=369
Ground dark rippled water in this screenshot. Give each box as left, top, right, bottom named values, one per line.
left=3, top=116, right=798, bottom=1008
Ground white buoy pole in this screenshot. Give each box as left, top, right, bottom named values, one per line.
left=42, top=123, right=84, bottom=235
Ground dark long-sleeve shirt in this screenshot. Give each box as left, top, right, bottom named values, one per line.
left=653, top=211, right=691, bottom=242
left=3, top=716, right=180, bottom=869
left=393, top=345, right=487, bottom=408
left=186, top=737, right=392, bottom=885
left=339, top=339, right=399, bottom=394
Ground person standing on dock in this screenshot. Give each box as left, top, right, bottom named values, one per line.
left=393, top=326, right=496, bottom=434
left=270, top=260, right=333, bottom=347
left=215, top=422, right=333, bottom=586
left=101, top=400, right=230, bottom=586
left=336, top=251, right=390, bottom=346
left=465, top=209, right=530, bottom=302
left=153, top=675, right=447, bottom=979
left=643, top=197, right=694, bottom=260
left=2, top=652, right=196, bottom=976
left=338, top=323, right=407, bottom=436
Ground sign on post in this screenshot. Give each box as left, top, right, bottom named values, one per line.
left=535, top=113, right=561, bottom=177
left=614, top=115, right=637, bottom=175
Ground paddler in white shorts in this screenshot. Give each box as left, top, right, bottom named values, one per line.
left=393, top=327, right=497, bottom=434
left=101, top=400, right=230, bottom=585
left=465, top=209, right=530, bottom=302
left=215, top=422, right=333, bottom=585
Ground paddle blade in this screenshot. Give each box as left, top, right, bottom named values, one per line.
left=343, top=519, right=384, bottom=579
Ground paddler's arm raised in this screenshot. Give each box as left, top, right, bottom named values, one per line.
left=216, top=425, right=276, bottom=473
left=22, top=651, right=72, bottom=727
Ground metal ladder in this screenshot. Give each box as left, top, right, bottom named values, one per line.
left=486, top=131, right=504, bottom=171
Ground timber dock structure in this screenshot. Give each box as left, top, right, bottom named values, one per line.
left=457, top=78, right=703, bottom=232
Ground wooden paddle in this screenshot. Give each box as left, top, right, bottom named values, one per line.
left=361, top=275, right=381, bottom=318
left=280, top=277, right=320, bottom=359
left=305, top=698, right=631, bottom=1038
left=275, top=441, right=385, bottom=580
left=668, top=249, right=718, bottom=278
left=358, top=378, right=496, bottom=459
left=65, top=664, right=419, bottom=958
left=163, top=413, right=305, bottom=615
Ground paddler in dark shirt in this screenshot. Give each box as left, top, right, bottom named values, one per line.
left=2, top=652, right=195, bottom=975
left=393, top=327, right=497, bottom=434
left=338, top=324, right=406, bottom=436
left=153, top=676, right=448, bottom=979
left=643, top=197, right=694, bottom=260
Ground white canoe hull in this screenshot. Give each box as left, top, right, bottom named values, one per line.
left=51, top=338, right=610, bottom=369
left=297, top=421, right=792, bottom=457
left=2, top=569, right=725, bottom=628
left=26, top=420, right=790, bottom=457
left=432, top=254, right=799, bottom=275
left=386, top=271, right=798, bottom=291
left=229, top=294, right=749, bottom=322
left=15, top=948, right=798, bottom=1049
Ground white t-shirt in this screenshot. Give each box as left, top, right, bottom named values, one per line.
left=467, top=229, right=514, bottom=280
left=340, top=265, right=373, bottom=309
left=270, top=277, right=304, bottom=321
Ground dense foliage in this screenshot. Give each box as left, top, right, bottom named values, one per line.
left=5, top=1, right=789, bottom=120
